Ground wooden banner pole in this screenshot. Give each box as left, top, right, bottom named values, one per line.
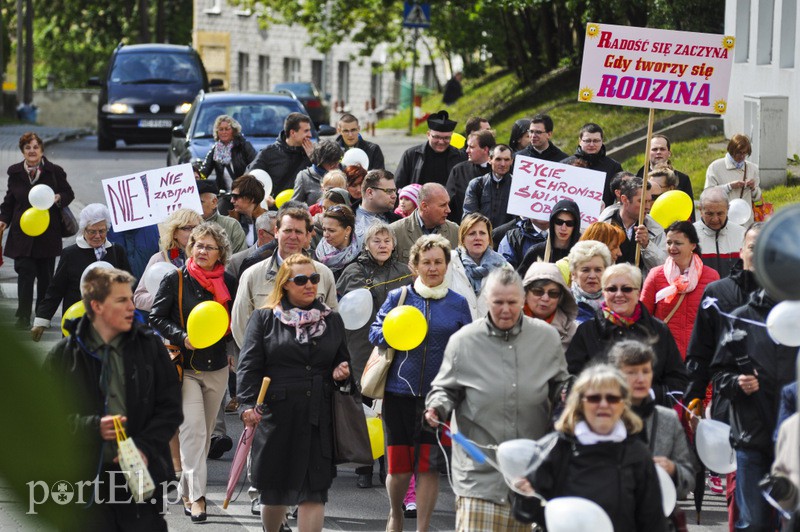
left=635, top=108, right=656, bottom=267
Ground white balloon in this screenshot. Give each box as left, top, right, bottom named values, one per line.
left=248, top=169, right=273, bottom=208
left=144, top=261, right=178, bottom=294
left=728, top=198, right=751, bottom=226
left=80, top=261, right=114, bottom=293
left=545, top=497, right=614, bottom=532
left=342, top=147, right=369, bottom=169
left=338, top=288, right=374, bottom=330
left=656, top=464, right=677, bottom=516
left=696, top=419, right=737, bottom=474
left=767, top=300, right=800, bottom=346
left=497, top=439, right=546, bottom=495
left=28, top=184, right=55, bottom=210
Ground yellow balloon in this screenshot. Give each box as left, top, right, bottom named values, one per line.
left=367, top=417, right=385, bottom=459
left=275, top=189, right=294, bottom=208
left=61, top=301, right=86, bottom=336
left=649, top=190, right=693, bottom=229
left=450, top=132, right=466, bottom=149
left=383, top=305, right=427, bottom=351
left=20, top=207, right=50, bottom=237
left=187, top=301, right=229, bottom=349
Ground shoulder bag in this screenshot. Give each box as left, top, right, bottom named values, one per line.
left=59, top=205, right=78, bottom=237
left=332, top=384, right=374, bottom=466
left=360, top=285, right=408, bottom=399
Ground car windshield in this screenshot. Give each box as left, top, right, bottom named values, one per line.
left=273, top=83, right=317, bottom=98
left=192, top=102, right=301, bottom=139
left=110, top=52, right=202, bottom=84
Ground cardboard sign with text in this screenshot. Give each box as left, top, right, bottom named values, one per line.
left=102, top=164, right=202, bottom=232
left=508, top=156, right=606, bottom=228
left=578, top=22, right=735, bottom=115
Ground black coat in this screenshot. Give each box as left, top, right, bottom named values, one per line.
left=43, top=316, right=182, bottom=485
left=394, top=142, right=466, bottom=189
left=566, top=304, right=689, bottom=406
left=514, top=142, right=569, bottom=163
left=462, top=172, right=515, bottom=230
left=710, top=290, right=798, bottom=452
left=149, top=267, right=237, bottom=372
left=0, top=157, right=74, bottom=259
left=247, top=131, right=312, bottom=194
left=561, top=146, right=623, bottom=208
left=529, top=434, right=668, bottom=532
left=198, top=135, right=257, bottom=191
left=334, top=135, right=385, bottom=170
left=35, top=243, right=132, bottom=321
left=237, top=303, right=350, bottom=494
left=445, top=160, right=490, bottom=222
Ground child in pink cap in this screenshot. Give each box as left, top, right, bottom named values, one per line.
left=394, top=183, right=422, bottom=217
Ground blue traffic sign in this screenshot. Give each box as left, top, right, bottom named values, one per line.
left=403, top=2, right=431, bottom=29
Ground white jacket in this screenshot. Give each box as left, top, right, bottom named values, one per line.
left=446, top=250, right=488, bottom=321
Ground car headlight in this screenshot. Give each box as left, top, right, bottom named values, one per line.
left=102, top=102, right=134, bottom=114
left=175, top=102, right=192, bottom=114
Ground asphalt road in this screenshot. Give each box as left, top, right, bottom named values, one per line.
left=0, top=133, right=730, bottom=531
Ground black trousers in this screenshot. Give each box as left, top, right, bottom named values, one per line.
left=14, top=256, right=55, bottom=321
left=80, top=467, right=168, bottom=532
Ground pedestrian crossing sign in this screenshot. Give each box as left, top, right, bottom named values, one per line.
left=403, top=2, right=431, bottom=28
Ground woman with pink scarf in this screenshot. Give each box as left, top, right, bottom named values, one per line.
left=640, top=221, right=720, bottom=358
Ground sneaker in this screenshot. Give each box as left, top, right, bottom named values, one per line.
left=225, top=397, right=240, bottom=414
left=208, top=435, right=233, bottom=459
left=251, top=498, right=261, bottom=515
left=403, top=502, right=417, bottom=519
left=707, top=474, right=724, bottom=494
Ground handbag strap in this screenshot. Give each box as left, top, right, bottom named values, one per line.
left=739, top=164, right=746, bottom=199
left=663, top=293, right=686, bottom=324
left=398, top=285, right=408, bottom=306
left=177, top=271, right=185, bottom=329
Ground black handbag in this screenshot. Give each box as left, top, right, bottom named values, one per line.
left=60, top=205, right=78, bottom=237
left=332, top=385, right=373, bottom=466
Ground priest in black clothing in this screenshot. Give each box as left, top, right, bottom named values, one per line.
left=394, top=110, right=467, bottom=189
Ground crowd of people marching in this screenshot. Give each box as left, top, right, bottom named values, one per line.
left=0, top=105, right=797, bottom=532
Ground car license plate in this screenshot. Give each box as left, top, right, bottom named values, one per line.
left=138, top=119, right=173, bottom=128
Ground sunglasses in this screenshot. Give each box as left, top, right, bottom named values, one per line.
left=288, top=273, right=321, bottom=286
left=582, top=393, right=623, bottom=404
left=603, top=285, right=637, bottom=293
left=528, top=287, right=562, bottom=299
left=553, top=219, right=576, bottom=227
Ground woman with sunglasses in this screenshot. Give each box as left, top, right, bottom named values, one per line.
left=522, top=261, right=577, bottom=352
left=150, top=222, right=237, bottom=522
left=565, top=263, right=688, bottom=407
left=315, top=204, right=359, bottom=281
left=518, top=364, right=668, bottom=531
left=237, top=253, right=350, bottom=532
left=370, top=234, right=472, bottom=532
left=516, top=199, right=581, bottom=277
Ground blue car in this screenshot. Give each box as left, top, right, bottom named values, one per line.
left=167, top=91, right=335, bottom=167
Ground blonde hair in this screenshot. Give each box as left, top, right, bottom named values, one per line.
left=264, top=254, right=315, bottom=309
left=159, top=208, right=203, bottom=251
left=555, top=364, right=642, bottom=436
left=409, top=234, right=451, bottom=268
left=568, top=240, right=612, bottom=273
left=601, top=263, right=642, bottom=290
left=458, top=213, right=493, bottom=247
left=213, top=115, right=242, bottom=140
left=321, top=170, right=347, bottom=190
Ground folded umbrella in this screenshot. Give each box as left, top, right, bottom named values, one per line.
left=223, top=376, right=271, bottom=509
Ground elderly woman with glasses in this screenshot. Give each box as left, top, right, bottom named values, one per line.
left=238, top=253, right=350, bottom=532
left=197, top=114, right=257, bottom=193
left=31, top=203, right=131, bottom=342
left=565, top=263, right=688, bottom=407
left=517, top=364, right=668, bottom=531
left=150, top=222, right=238, bottom=523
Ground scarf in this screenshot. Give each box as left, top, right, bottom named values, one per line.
left=572, top=282, right=603, bottom=310
left=655, top=253, right=704, bottom=304
left=601, top=301, right=642, bottom=328
left=315, top=235, right=361, bottom=272
left=726, top=152, right=745, bottom=170
left=573, top=144, right=607, bottom=166
left=414, top=277, right=449, bottom=300
left=186, top=257, right=231, bottom=306
left=458, top=247, right=507, bottom=295
left=574, top=420, right=627, bottom=444
left=273, top=301, right=332, bottom=344
left=213, top=140, right=233, bottom=165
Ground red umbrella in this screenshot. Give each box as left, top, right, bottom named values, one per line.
left=223, top=376, right=271, bottom=509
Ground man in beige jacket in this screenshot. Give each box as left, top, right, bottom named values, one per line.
left=390, top=183, right=459, bottom=264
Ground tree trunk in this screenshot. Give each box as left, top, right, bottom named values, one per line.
left=138, top=0, right=150, bottom=43
left=23, top=0, right=33, bottom=103
left=155, top=0, right=165, bottom=42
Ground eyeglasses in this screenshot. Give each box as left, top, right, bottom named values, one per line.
left=528, top=287, right=562, bottom=299
left=429, top=134, right=452, bottom=142
left=84, top=228, right=107, bottom=236
left=553, top=219, right=576, bottom=227
left=581, top=138, right=603, bottom=144
left=582, top=393, right=623, bottom=405
left=178, top=225, right=197, bottom=232
left=528, top=129, right=547, bottom=136
left=288, top=273, right=321, bottom=286
left=370, top=186, right=397, bottom=195
left=194, top=244, right=220, bottom=252
left=603, top=285, right=637, bottom=293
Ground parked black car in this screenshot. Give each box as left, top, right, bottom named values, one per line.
left=168, top=91, right=336, bottom=167
left=272, top=82, right=331, bottom=127
left=89, top=43, right=223, bottom=151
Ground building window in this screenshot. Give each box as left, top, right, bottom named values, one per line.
left=735, top=0, right=751, bottom=63
left=204, top=0, right=221, bottom=15
left=422, top=64, right=436, bottom=89
left=283, top=58, right=301, bottom=83
left=238, top=53, right=250, bottom=91
left=337, top=61, right=350, bottom=104
left=779, top=0, right=796, bottom=68
left=370, top=63, right=384, bottom=107
left=258, top=55, right=270, bottom=91
left=311, top=60, right=324, bottom=93
left=756, top=0, right=774, bottom=64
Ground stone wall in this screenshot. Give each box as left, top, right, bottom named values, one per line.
left=32, top=90, right=98, bottom=129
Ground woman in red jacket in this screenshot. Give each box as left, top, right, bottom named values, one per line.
left=640, top=221, right=720, bottom=358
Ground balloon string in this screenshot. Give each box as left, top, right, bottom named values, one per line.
left=666, top=391, right=699, bottom=420
left=702, top=297, right=767, bottom=328
left=430, top=419, right=501, bottom=472
left=367, top=274, right=413, bottom=290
